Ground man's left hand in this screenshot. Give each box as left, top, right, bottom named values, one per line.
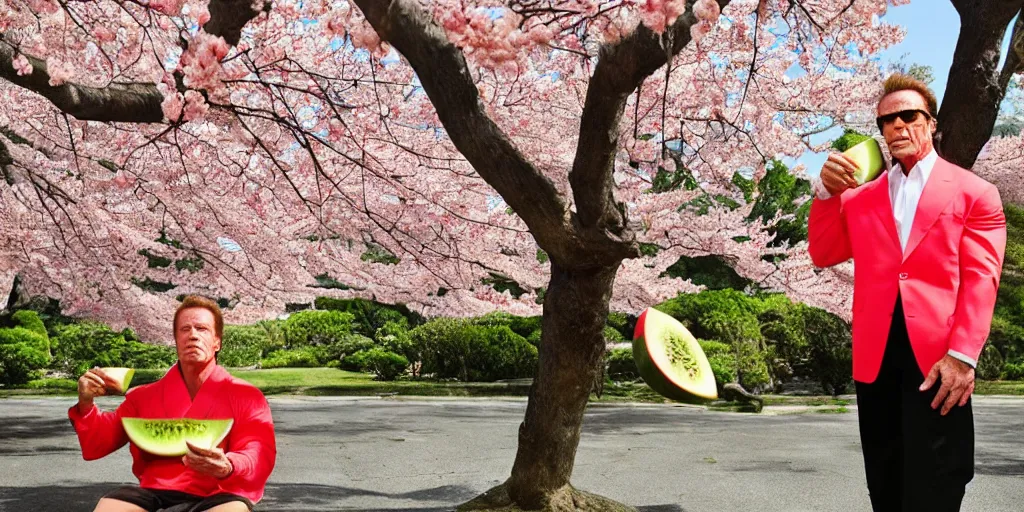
left=182, top=441, right=233, bottom=479
left=919, top=355, right=976, bottom=416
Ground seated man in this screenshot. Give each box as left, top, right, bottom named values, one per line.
left=69, top=295, right=277, bottom=512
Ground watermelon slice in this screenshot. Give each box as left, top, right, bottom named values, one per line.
left=632, top=307, right=717, bottom=403
left=843, top=137, right=885, bottom=185
left=122, top=418, right=233, bottom=457
left=99, top=367, right=135, bottom=394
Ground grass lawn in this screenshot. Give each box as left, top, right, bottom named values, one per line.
left=4, top=368, right=1023, bottom=406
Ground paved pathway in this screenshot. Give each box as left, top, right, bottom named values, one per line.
left=1, top=396, right=1022, bottom=511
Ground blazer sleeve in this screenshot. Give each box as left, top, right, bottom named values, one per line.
left=947, top=185, right=1007, bottom=362
left=807, top=192, right=853, bottom=268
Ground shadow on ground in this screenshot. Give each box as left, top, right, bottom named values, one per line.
left=0, top=482, right=686, bottom=511
left=0, top=415, right=71, bottom=441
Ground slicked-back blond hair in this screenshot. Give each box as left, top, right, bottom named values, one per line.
left=882, top=73, right=938, bottom=117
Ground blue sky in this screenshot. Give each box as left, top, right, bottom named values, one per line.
left=798, top=2, right=1018, bottom=176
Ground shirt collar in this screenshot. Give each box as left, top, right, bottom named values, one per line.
left=889, top=148, right=938, bottom=183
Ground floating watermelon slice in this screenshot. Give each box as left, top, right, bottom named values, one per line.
left=632, top=307, right=717, bottom=403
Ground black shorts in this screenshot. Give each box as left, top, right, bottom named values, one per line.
left=101, top=485, right=254, bottom=512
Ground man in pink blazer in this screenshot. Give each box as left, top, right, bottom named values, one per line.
left=808, top=73, right=1006, bottom=511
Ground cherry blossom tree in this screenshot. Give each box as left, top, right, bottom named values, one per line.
left=3, top=0, right=1005, bottom=508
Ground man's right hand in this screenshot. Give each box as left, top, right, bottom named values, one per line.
left=819, top=152, right=861, bottom=197
left=76, top=368, right=117, bottom=413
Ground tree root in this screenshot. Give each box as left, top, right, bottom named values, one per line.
left=456, top=481, right=638, bottom=512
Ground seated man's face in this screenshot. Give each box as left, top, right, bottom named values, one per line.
left=175, top=307, right=221, bottom=366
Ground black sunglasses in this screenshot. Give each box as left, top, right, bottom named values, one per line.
left=876, top=109, right=931, bottom=132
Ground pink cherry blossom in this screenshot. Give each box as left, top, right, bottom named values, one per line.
left=93, top=26, right=117, bottom=44
left=0, top=0, right=913, bottom=339
left=148, top=0, right=182, bottom=16
left=161, top=92, right=184, bottom=121
left=45, top=58, right=74, bottom=86
left=13, top=54, right=32, bottom=76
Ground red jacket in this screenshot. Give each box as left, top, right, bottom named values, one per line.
left=68, top=363, right=277, bottom=503
left=808, top=157, right=1006, bottom=383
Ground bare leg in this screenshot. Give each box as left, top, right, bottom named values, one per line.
left=205, top=502, right=251, bottom=512
left=93, top=498, right=147, bottom=512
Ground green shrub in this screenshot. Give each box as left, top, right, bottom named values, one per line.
left=0, top=325, right=51, bottom=386
left=50, top=322, right=174, bottom=377
left=699, top=340, right=737, bottom=390
left=124, top=342, right=176, bottom=370
left=328, top=334, right=375, bottom=370
left=257, top=319, right=286, bottom=353
left=313, top=297, right=423, bottom=337
left=977, top=345, right=1005, bottom=381
left=471, top=312, right=543, bottom=339
left=480, top=326, right=538, bottom=381
left=374, top=322, right=418, bottom=372
left=220, top=325, right=271, bottom=368
left=606, top=312, right=631, bottom=340
left=410, top=319, right=538, bottom=381
left=655, top=289, right=762, bottom=341
left=1003, top=361, right=1024, bottom=380
left=655, top=289, right=771, bottom=391
left=260, top=348, right=321, bottom=368
left=802, top=305, right=852, bottom=395
left=603, top=326, right=625, bottom=344
left=347, top=348, right=408, bottom=381
left=527, top=329, right=542, bottom=347
left=606, top=347, right=638, bottom=381
left=12, top=310, right=47, bottom=337
left=987, top=317, right=1024, bottom=364
left=282, top=310, right=355, bottom=348
left=757, top=296, right=811, bottom=384
left=0, top=326, right=50, bottom=358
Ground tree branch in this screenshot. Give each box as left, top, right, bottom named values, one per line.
left=998, top=6, right=1024, bottom=91
left=938, top=0, right=1024, bottom=168
left=0, top=0, right=267, bottom=122
left=352, top=0, right=609, bottom=265
left=570, top=0, right=731, bottom=233
left=203, top=0, right=270, bottom=46
left=0, top=37, right=164, bottom=122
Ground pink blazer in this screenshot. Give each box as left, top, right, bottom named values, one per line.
left=808, top=157, right=1006, bottom=383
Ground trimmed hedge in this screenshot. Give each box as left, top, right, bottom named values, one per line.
left=313, top=297, right=424, bottom=337
left=347, top=348, right=408, bottom=381
left=49, top=322, right=175, bottom=378
left=0, top=327, right=51, bottom=386
left=410, top=318, right=538, bottom=382
left=281, top=310, right=355, bottom=348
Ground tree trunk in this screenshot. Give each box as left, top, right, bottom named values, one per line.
left=936, top=1, right=1023, bottom=169
left=459, top=262, right=634, bottom=511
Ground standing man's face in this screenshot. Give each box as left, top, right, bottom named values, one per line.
left=876, top=90, right=936, bottom=164
left=174, top=307, right=221, bottom=367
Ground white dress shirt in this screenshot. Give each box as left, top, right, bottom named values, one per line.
left=812, top=149, right=977, bottom=367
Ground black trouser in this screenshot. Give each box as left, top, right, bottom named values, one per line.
left=855, top=295, right=974, bottom=512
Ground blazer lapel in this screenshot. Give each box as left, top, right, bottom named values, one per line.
left=869, top=172, right=901, bottom=250
left=902, top=159, right=957, bottom=262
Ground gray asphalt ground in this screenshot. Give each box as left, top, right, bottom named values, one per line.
left=1, top=396, right=1022, bottom=512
